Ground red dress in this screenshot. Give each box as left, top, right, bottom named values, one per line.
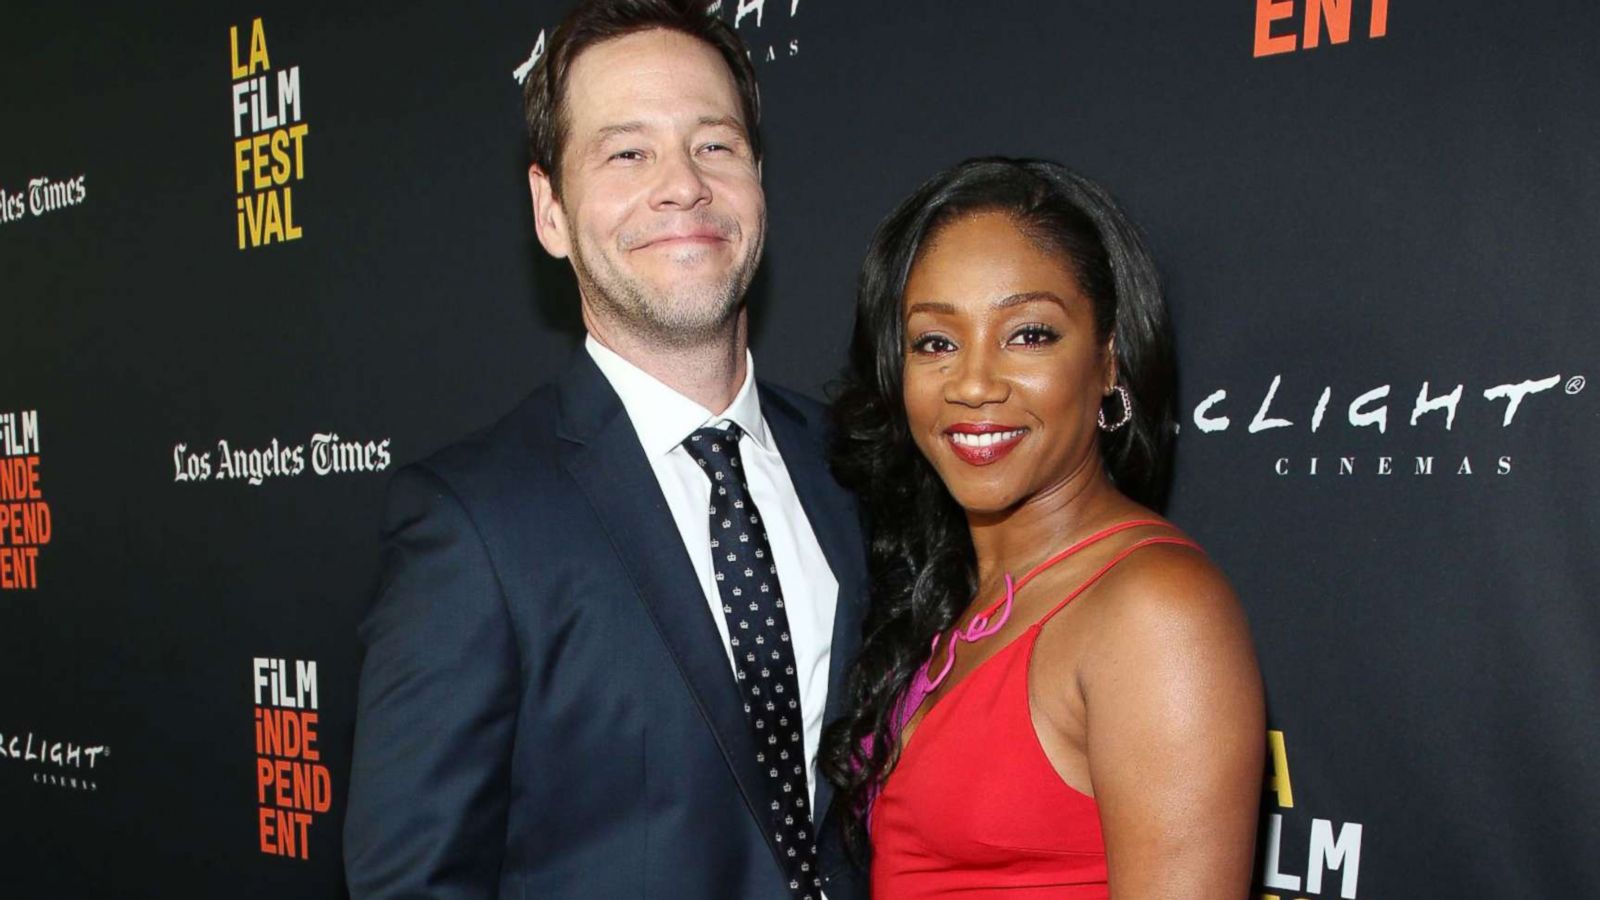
left=870, top=520, right=1200, bottom=898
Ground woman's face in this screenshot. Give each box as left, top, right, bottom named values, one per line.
left=901, top=211, right=1115, bottom=517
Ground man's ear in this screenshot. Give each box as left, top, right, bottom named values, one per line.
left=528, top=164, right=571, bottom=259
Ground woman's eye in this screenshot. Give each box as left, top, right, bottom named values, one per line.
left=1008, top=324, right=1060, bottom=347
left=910, top=334, right=956, bottom=354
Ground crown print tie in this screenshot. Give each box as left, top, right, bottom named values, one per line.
left=682, top=425, right=821, bottom=900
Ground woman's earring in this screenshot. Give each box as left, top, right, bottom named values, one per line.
left=1098, top=385, right=1133, bottom=432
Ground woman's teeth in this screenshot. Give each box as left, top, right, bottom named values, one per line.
left=949, top=430, right=1024, bottom=447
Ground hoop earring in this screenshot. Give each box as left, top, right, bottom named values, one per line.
left=1098, top=385, right=1133, bottom=432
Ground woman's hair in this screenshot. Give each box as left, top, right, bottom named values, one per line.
left=821, top=157, right=1177, bottom=857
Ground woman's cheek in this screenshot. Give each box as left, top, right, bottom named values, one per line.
left=902, top=378, right=943, bottom=459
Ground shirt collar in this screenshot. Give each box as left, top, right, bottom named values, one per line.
left=585, top=335, right=770, bottom=457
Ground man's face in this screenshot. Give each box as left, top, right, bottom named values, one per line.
left=529, top=29, right=765, bottom=348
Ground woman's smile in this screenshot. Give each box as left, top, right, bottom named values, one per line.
left=943, top=423, right=1030, bottom=465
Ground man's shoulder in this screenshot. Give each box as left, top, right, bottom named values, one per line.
left=756, top=379, right=830, bottom=438
left=399, top=382, right=568, bottom=503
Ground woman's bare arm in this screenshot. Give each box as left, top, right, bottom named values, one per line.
left=1081, top=547, right=1265, bottom=899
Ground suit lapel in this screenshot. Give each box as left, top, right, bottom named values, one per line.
left=556, top=354, right=790, bottom=873
left=759, top=387, right=869, bottom=838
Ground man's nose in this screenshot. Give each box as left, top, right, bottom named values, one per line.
left=650, top=149, right=712, bottom=209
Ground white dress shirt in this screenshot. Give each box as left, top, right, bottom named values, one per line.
left=586, top=336, right=839, bottom=807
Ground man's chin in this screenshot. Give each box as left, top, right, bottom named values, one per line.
left=640, top=277, right=745, bottom=318
left=611, top=289, right=741, bottom=344
left=580, top=259, right=752, bottom=344
left=638, top=253, right=739, bottom=286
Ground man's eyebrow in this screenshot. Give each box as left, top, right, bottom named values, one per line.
left=590, top=122, right=645, bottom=143
left=697, top=115, right=746, bottom=132
left=585, top=118, right=745, bottom=153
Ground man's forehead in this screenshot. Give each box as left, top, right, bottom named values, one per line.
left=564, top=29, right=741, bottom=126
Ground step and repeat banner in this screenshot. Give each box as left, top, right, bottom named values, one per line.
left=3, top=1, right=1596, bottom=897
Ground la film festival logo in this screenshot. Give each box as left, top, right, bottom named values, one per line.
left=0, top=409, right=50, bottom=591
left=1187, top=372, right=1588, bottom=478
left=0, top=175, right=88, bottom=227
left=254, top=657, right=332, bottom=860
left=230, top=17, right=310, bottom=250
left=1257, top=731, right=1364, bottom=900
left=171, top=433, right=392, bottom=486
left=512, top=0, right=803, bottom=84
left=0, top=727, right=111, bottom=792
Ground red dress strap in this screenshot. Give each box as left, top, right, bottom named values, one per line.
left=1015, top=519, right=1168, bottom=590
left=958, top=518, right=1170, bottom=624
left=908, top=520, right=1190, bottom=705
left=1038, top=534, right=1201, bottom=627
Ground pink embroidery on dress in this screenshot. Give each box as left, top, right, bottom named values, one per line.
left=912, top=572, right=1016, bottom=696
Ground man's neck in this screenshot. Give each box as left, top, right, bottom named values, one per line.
left=584, top=311, right=750, bottom=415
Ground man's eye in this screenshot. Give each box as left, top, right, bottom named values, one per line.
left=609, top=149, right=645, bottom=162
left=910, top=334, right=956, bottom=354
left=1008, top=324, right=1060, bottom=347
left=700, top=142, right=732, bottom=154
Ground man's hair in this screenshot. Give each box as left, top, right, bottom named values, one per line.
left=523, top=0, right=762, bottom=195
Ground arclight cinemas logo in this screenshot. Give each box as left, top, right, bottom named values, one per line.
left=0, top=727, right=111, bottom=792
left=172, top=432, right=392, bottom=486
left=1188, top=372, right=1587, bottom=476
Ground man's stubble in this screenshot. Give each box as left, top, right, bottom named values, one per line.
left=569, top=207, right=765, bottom=350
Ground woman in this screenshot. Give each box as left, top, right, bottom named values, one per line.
left=823, top=158, right=1264, bottom=898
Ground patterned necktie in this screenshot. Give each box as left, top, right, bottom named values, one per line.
left=682, top=424, right=821, bottom=900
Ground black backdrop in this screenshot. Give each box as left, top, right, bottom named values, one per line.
left=3, top=2, right=1597, bottom=897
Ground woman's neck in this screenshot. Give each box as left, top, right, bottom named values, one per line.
left=966, top=463, right=1129, bottom=591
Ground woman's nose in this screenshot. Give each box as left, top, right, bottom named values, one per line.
left=944, top=347, right=1010, bottom=407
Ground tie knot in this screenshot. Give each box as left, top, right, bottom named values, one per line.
left=683, top=425, right=744, bottom=480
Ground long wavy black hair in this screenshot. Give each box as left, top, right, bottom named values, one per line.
left=821, top=157, right=1177, bottom=857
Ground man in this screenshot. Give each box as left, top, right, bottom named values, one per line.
left=342, top=2, right=867, bottom=898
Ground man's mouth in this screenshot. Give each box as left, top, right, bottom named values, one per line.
left=626, top=217, right=735, bottom=251
left=637, top=231, right=725, bottom=249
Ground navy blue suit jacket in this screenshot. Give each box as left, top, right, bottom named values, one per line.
left=345, top=352, right=869, bottom=900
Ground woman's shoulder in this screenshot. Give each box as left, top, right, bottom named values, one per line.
left=1077, top=524, right=1252, bottom=667
left=1105, top=525, right=1232, bottom=604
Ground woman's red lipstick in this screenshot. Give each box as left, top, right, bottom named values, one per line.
left=943, top=423, right=1028, bottom=466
